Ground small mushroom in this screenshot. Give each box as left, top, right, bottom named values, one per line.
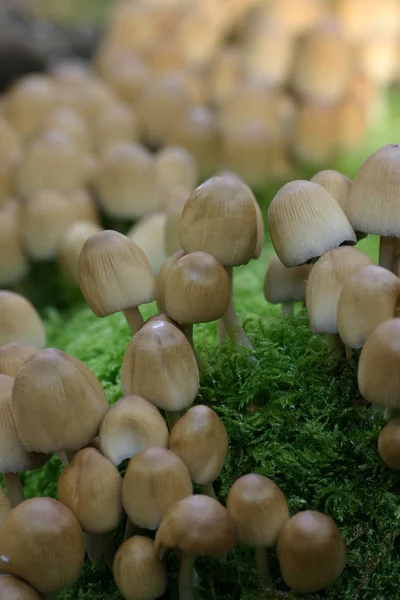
left=44, top=106, right=89, bottom=152
left=0, top=343, right=37, bottom=379
left=93, top=100, right=138, bottom=154
left=127, top=213, right=168, bottom=276
left=0, top=574, right=41, bottom=600
left=5, top=75, right=56, bottom=138
left=156, top=250, right=185, bottom=313
left=0, top=201, right=28, bottom=287
left=243, top=24, right=294, bottom=89
left=264, top=256, right=312, bottom=316
left=68, top=188, right=100, bottom=224
left=59, top=221, right=102, bottom=284
left=378, top=419, right=400, bottom=469
left=291, top=104, right=338, bottom=164
left=310, top=170, right=352, bottom=214
left=155, top=146, right=198, bottom=194
left=0, top=291, right=45, bottom=348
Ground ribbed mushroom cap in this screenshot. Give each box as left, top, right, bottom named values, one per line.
left=179, top=175, right=259, bottom=267
left=0, top=291, right=45, bottom=348
left=0, top=487, right=11, bottom=525
left=347, top=144, right=400, bottom=236
left=306, top=247, right=374, bottom=334
left=5, top=75, right=56, bottom=138
left=310, top=170, right=352, bottom=213
left=0, top=575, right=41, bottom=600
left=277, top=511, right=346, bottom=593
left=155, top=494, right=237, bottom=558
left=156, top=250, right=185, bottom=313
left=99, top=395, right=169, bottom=466
left=122, top=448, right=193, bottom=530
left=113, top=536, right=167, bottom=600
left=78, top=230, right=156, bottom=318
left=227, top=474, right=289, bottom=547
left=337, top=266, right=400, bottom=349
left=156, top=146, right=198, bottom=194
left=0, top=201, right=28, bottom=286
left=12, top=349, right=109, bottom=453
left=264, top=257, right=312, bottom=305
left=127, top=213, right=168, bottom=276
left=164, top=251, right=231, bottom=324
left=0, top=497, right=85, bottom=593
left=358, top=319, right=400, bottom=409
left=57, top=447, right=123, bottom=534
left=59, top=221, right=102, bottom=284
left=268, top=181, right=356, bottom=268
left=121, top=320, right=199, bottom=411
left=378, top=419, right=400, bottom=470
left=169, top=405, right=228, bottom=484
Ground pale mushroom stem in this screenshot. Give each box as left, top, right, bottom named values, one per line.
left=3, top=472, right=24, bottom=507
left=379, top=237, right=397, bottom=272
left=217, top=320, right=227, bottom=345
left=179, top=552, right=196, bottom=600
left=200, top=482, right=216, bottom=498
left=123, top=306, right=145, bottom=335
left=222, top=268, right=253, bottom=349
left=57, top=451, right=68, bottom=465
left=281, top=302, right=294, bottom=316
left=255, top=547, right=274, bottom=591
left=181, top=324, right=204, bottom=369
left=86, top=532, right=115, bottom=569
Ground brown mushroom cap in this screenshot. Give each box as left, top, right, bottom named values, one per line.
left=78, top=230, right=156, bottom=318
left=59, top=221, right=102, bottom=284
left=378, top=419, right=400, bottom=469
left=264, top=256, right=312, bottom=305
left=226, top=474, right=289, bottom=547
left=310, top=170, right=352, bottom=214
left=0, top=497, right=85, bottom=593
left=277, top=510, right=346, bottom=593
left=0, top=201, right=28, bottom=287
left=156, top=250, right=185, bottom=313
left=12, top=348, right=109, bottom=453
left=0, top=575, right=41, bottom=600
left=156, top=146, right=198, bottom=194
left=122, top=447, right=193, bottom=530
left=0, top=291, right=45, bottom=348
left=0, top=343, right=38, bottom=378
left=155, top=494, right=237, bottom=558
left=113, top=536, right=167, bottom=600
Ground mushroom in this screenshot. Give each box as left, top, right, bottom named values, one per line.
left=59, top=221, right=102, bottom=284
left=5, top=74, right=56, bottom=138
left=93, top=100, right=138, bottom=154
left=68, top=188, right=100, bottom=224
left=291, top=104, right=338, bottom=165
left=169, top=405, right=228, bottom=498
left=0, top=497, right=85, bottom=595
left=0, top=291, right=45, bottom=348
left=43, top=106, right=89, bottom=151
left=378, top=419, right=400, bottom=469
left=243, top=24, right=294, bottom=89
left=155, top=495, right=237, bottom=600
left=277, top=510, right=346, bottom=593
left=99, top=395, right=169, bottom=467
left=0, top=574, right=41, bottom=599
left=310, top=170, right=352, bottom=214
left=155, top=146, right=198, bottom=195
left=78, top=230, right=156, bottom=334
left=127, top=213, right=168, bottom=276
left=113, top=536, right=167, bottom=600
left=164, top=188, right=190, bottom=256
left=156, top=250, right=185, bottom=313
left=264, top=256, right=312, bottom=316
left=227, top=474, right=289, bottom=591
left=266, top=0, right=323, bottom=35
left=0, top=201, right=28, bottom=286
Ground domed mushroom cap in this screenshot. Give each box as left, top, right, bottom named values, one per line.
left=78, top=230, right=156, bottom=318
left=227, top=474, right=289, bottom=547
left=337, top=266, right=400, bottom=349
left=59, top=221, right=102, bottom=284
left=358, top=319, right=400, bottom=409
left=0, top=575, right=41, bottom=600
left=0, top=343, right=37, bottom=378
left=378, top=419, right=400, bottom=469
left=0, top=291, right=45, bottom=348
left=12, top=349, right=109, bottom=453
left=156, top=146, right=198, bottom=194
left=306, top=247, right=374, bottom=334
left=169, top=405, right=228, bottom=484
left=121, top=321, right=199, bottom=412
left=179, top=175, right=259, bottom=267
left=99, top=395, right=169, bottom=466
left=155, top=495, right=237, bottom=558
left=5, top=75, right=56, bottom=138
left=264, top=257, right=312, bottom=305
left=277, top=510, right=346, bottom=593
left=268, top=180, right=356, bottom=267
left=0, top=487, right=11, bottom=525
left=113, top=536, right=167, bottom=600
left=310, top=170, right=352, bottom=213
left=0, top=497, right=85, bottom=594
left=156, top=250, right=185, bottom=313
left=347, top=144, right=400, bottom=236
left=122, top=448, right=193, bottom=530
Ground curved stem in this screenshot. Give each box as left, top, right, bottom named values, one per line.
left=379, top=236, right=397, bottom=272
left=255, top=547, right=274, bottom=591
left=3, top=472, right=24, bottom=507
left=179, top=552, right=196, bottom=600
left=123, top=306, right=144, bottom=335
left=182, top=324, right=204, bottom=370
left=222, top=268, right=253, bottom=349
left=200, top=482, right=216, bottom=498
left=57, top=451, right=68, bottom=465
left=217, top=319, right=227, bottom=345
left=281, top=301, right=294, bottom=316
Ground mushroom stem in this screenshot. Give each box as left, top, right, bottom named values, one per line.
left=345, top=345, right=353, bottom=361
left=166, top=410, right=183, bottom=430
left=3, top=472, right=24, bottom=507
left=222, top=268, right=253, bottom=349
left=124, top=517, right=140, bottom=541
left=181, top=324, right=204, bottom=370
left=57, top=451, right=68, bottom=465
left=217, top=319, right=227, bottom=345
left=179, top=552, right=196, bottom=600
left=85, top=532, right=115, bottom=569
left=123, top=306, right=145, bottom=335
left=379, top=236, right=397, bottom=272
left=281, top=302, right=294, bottom=316
left=325, top=333, right=343, bottom=352
left=255, top=547, right=274, bottom=592
left=200, top=482, right=216, bottom=499
left=65, top=450, right=76, bottom=463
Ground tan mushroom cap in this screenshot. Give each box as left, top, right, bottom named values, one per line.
left=243, top=24, right=294, bottom=88
left=59, top=221, right=102, bottom=284
left=155, top=494, right=237, bottom=558
left=121, top=320, right=199, bottom=411
left=99, top=395, right=169, bottom=466
left=337, top=266, right=400, bottom=349
left=12, top=349, right=109, bottom=453
left=78, top=230, right=156, bottom=318
left=0, top=487, right=11, bottom=525
left=5, top=75, right=56, bottom=138
left=277, top=510, right=346, bottom=593
left=0, top=575, right=41, bottom=600
left=156, top=250, right=185, bottom=313
left=358, top=319, right=400, bottom=409
left=155, top=146, right=198, bottom=194
left=93, top=100, right=138, bottom=153
left=44, top=106, right=89, bottom=152
left=68, top=189, right=100, bottom=224
left=122, top=447, right=193, bottom=530
left=0, top=497, right=85, bottom=594
left=0, top=343, right=38, bottom=378
left=113, top=536, right=167, bottom=600
left=0, top=116, right=21, bottom=166
left=268, top=181, right=356, bottom=267
left=266, top=0, right=323, bottom=35
left=57, top=447, right=123, bottom=534
left=127, top=213, right=168, bottom=276
left=310, top=170, right=352, bottom=214
left=378, top=419, right=400, bottom=470
left=0, top=201, right=28, bottom=287
left=264, top=257, right=312, bottom=305
left=0, top=291, right=45, bottom=348
left=179, top=174, right=259, bottom=267
left=227, top=474, right=289, bottom=548
left=306, top=247, right=374, bottom=334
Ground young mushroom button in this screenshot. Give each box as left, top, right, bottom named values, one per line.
left=0, top=291, right=46, bottom=348
left=264, top=256, right=312, bottom=316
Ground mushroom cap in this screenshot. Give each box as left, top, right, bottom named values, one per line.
left=227, top=474, right=289, bottom=548
left=156, top=146, right=198, bottom=194
left=169, top=405, right=228, bottom=484
left=378, top=419, right=400, bottom=469
left=0, top=291, right=45, bottom=348
left=6, top=75, right=56, bottom=138
left=59, top=220, right=102, bottom=284
left=0, top=497, right=85, bottom=593
left=78, top=230, right=156, bottom=317
left=93, top=100, right=138, bottom=153
left=0, top=342, right=37, bottom=378
left=155, top=494, right=237, bottom=557
left=310, top=170, right=352, bottom=213
left=0, top=487, right=11, bottom=525
left=165, top=251, right=231, bottom=324
left=358, top=319, right=400, bottom=408
left=113, top=536, right=167, bottom=600
left=127, top=212, right=168, bottom=276
left=0, top=201, right=28, bottom=287
left=0, top=575, right=41, bottom=600
left=99, top=395, right=169, bottom=466
left=156, top=250, right=185, bottom=313
left=264, top=256, right=312, bottom=305
left=68, top=188, right=100, bottom=224
left=179, top=174, right=259, bottom=267
left=268, top=180, right=356, bottom=267
left=57, top=447, right=123, bottom=534
left=12, top=348, right=109, bottom=453
left=277, top=510, right=346, bottom=593
left=306, top=247, right=374, bottom=334
left=347, top=144, right=400, bottom=236
left=122, top=447, right=193, bottom=530
left=121, top=320, right=199, bottom=411
left=337, top=265, right=400, bottom=349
